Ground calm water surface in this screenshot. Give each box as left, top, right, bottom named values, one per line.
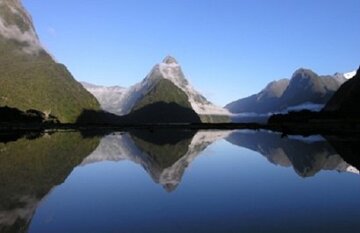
left=0, top=130, right=359, bottom=233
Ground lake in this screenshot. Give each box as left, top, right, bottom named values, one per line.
left=0, top=129, right=359, bottom=233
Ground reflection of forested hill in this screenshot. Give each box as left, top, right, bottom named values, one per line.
left=226, top=130, right=359, bottom=177
left=82, top=130, right=231, bottom=191
left=0, top=133, right=100, bottom=233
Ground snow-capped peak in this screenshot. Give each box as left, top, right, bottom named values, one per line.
left=344, top=70, right=357, bottom=79
left=155, top=56, right=229, bottom=115
left=88, top=56, right=230, bottom=116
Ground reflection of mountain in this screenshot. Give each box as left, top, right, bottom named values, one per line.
left=326, top=136, right=360, bottom=172
left=226, top=130, right=359, bottom=177
left=82, top=130, right=230, bottom=191
left=0, top=132, right=99, bottom=233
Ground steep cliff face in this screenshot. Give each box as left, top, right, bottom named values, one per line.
left=0, top=0, right=99, bottom=123
left=323, top=67, right=360, bottom=115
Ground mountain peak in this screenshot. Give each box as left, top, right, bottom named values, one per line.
left=162, top=56, right=178, bottom=65
left=292, top=68, right=318, bottom=79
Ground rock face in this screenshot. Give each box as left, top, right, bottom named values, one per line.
left=323, top=67, right=360, bottom=115
left=226, top=69, right=356, bottom=114
left=83, top=56, right=230, bottom=123
left=0, top=0, right=99, bottom=123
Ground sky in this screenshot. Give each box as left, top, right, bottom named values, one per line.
left=23, top=0, right=360, bottom=106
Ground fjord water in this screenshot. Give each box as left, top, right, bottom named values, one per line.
left=1, top=130, right=359, bottom=233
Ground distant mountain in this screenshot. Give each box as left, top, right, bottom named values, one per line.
left=81, top=82, right=126, bottom=115
left=323, top=67, right=360, bottom=115
left=82, top=56, right=230, bottom=123
left=226, top=69, right=356, bottom=114
left=0, top=0, right=99, bottom=123
left=226, top=79, right=290, bottom=114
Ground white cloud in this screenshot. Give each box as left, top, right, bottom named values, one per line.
left=0, top=1, right=42, bottom=55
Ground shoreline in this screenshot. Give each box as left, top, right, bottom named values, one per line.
left=1, top=122, right=360, bottom=137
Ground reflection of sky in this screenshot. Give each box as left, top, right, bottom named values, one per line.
left=30, top=140, right=360, bottom=233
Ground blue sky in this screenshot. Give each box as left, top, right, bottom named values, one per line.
left=23, top=0, right=360, bottom=106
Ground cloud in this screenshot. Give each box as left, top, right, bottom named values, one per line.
left=0, top=2, right=42, bottom=55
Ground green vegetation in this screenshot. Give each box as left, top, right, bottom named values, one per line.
left=132, top=78, right=192, bottom=111
left=0, top=39, right=100, bottom=123
left=200, top=114, right=231, bottom=123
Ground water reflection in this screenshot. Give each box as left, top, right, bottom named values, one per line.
left=0, top=132, right=99, bottom=233
left=0, top=129, right=359, bottom=232
left=227, top=130, right=359, bottom=177
left=82, top=130, right=231, bottom=191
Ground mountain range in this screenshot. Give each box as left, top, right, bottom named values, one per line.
left=226, top=69, right=356, bottom=115
left=1, top=0, right=359, bottom=125
left=82, top=56, right=230, bottom=123
left=0, top=0, right=99, bottom=123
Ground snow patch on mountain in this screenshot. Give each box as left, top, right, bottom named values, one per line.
left=344, top=70, right=357, bottom=79
left=157, top=57, right=230, bottom=115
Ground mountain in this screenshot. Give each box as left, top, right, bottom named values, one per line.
left=226, top=130, right=359, bottom=177
left=323, top=67, right=360, bottom=115
left=225, top=79, right=290, bottom=114
left=226, top=69, right=356, bottom=114
left=82, top=56, right=230, bottom=123
left=81, top=82, right=126, bottom=115
left=0, top=0, right=99, bottom=123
